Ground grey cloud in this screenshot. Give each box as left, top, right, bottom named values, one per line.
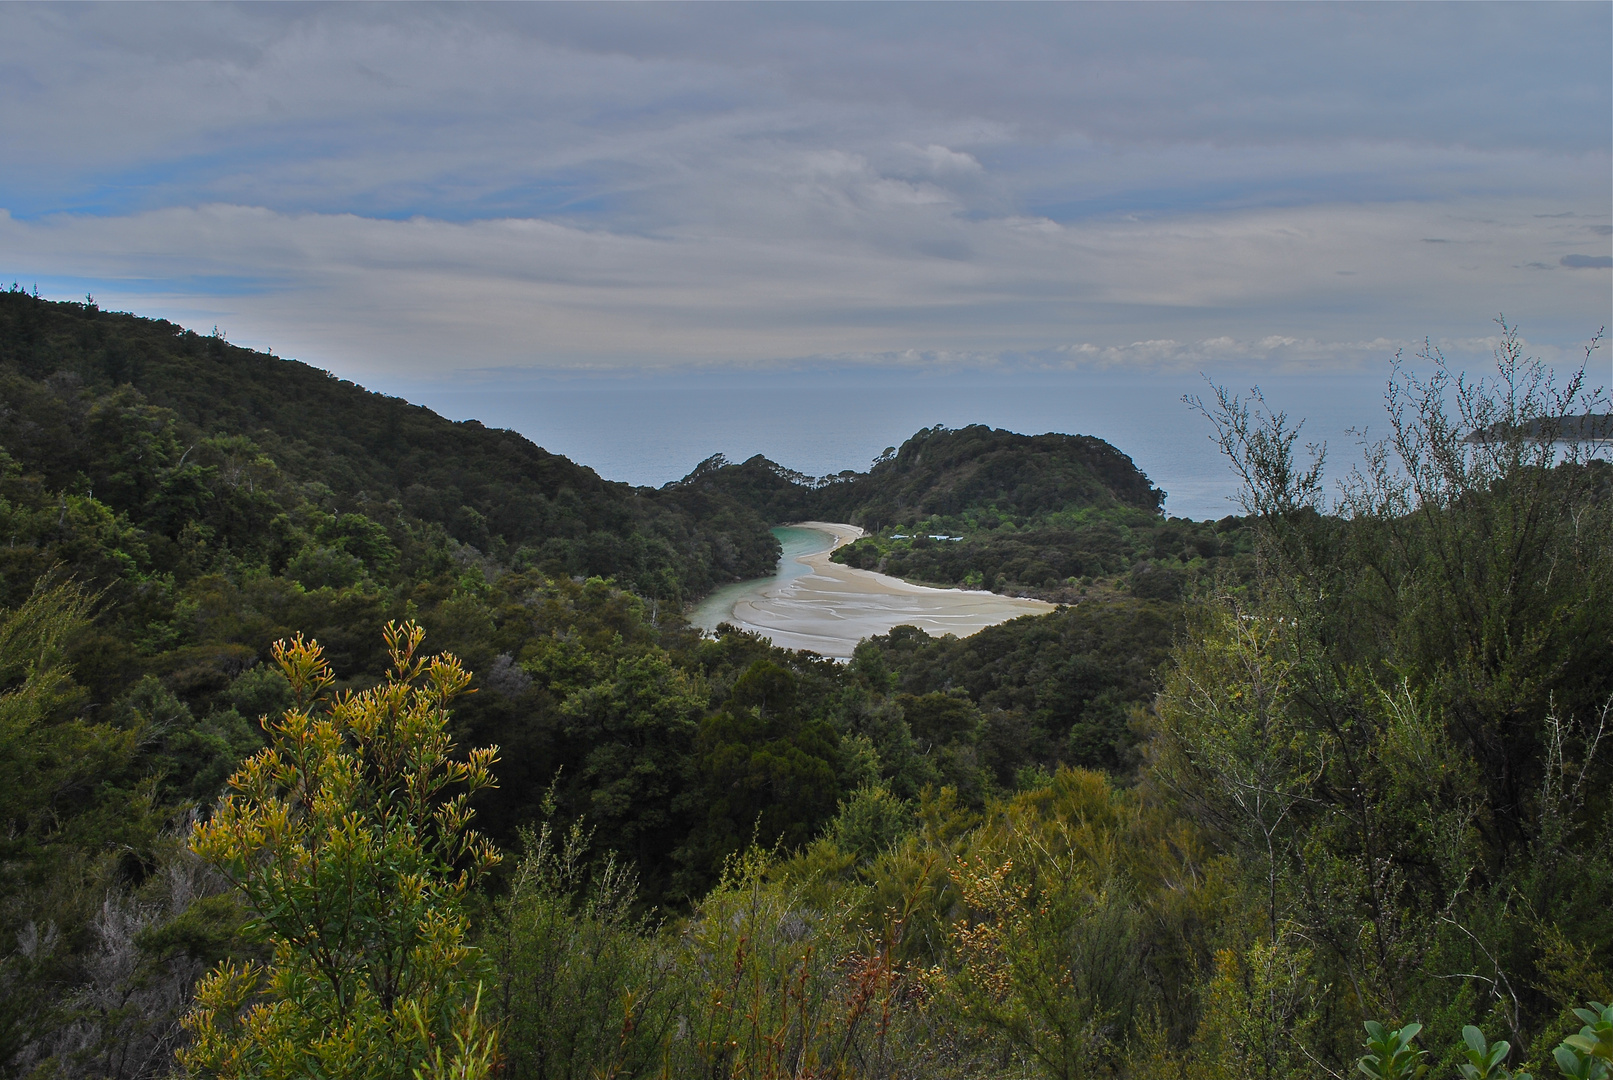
left=477, top=3, right=1610, bottom=150
left=0, top=4, right=1606, bottom=219
left=4, top=194, right=1604, bottom=378
left=0, top=3, right=1606, bottom=380
left=1561, top=255, right=1613, bottom=269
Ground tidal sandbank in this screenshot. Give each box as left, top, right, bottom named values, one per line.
left=694, top=521, right=1054, bottom=659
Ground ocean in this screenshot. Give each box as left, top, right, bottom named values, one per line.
left=385, top=369, right=1402, bottom=522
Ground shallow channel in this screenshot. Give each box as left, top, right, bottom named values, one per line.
left=688, top=522, right=1053, bottom=659
left=688, top=525, right=836, bottom=633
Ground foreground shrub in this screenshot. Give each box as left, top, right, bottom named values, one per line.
left=180, top=622, right=501, bottom=1079
left=488, top=818, right=674, bottom=1080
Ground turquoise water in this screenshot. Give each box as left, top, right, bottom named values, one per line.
left=689, top=525, right=835, bottom=630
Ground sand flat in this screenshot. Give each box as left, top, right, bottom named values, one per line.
left=718, top=521, right=1054, bottom=658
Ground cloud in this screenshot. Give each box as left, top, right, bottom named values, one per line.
left=1057, top=335, right=1406, bottom=372
left=910, top=144, right=983, bottom=175
left=0, top=4, right=1607, bottom=378
left=1561, top=254, right=1613, bottom=269
left=4, top=191, right=1605, bottom=379
left=0, top=5, right=1606, bottom=221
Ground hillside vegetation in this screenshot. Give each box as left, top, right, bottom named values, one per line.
left=0, top=295, right=1607, bottom=1080
left=676, top=425, right=1253, bottom=603
left=0, top=292, right=1199, bottom=1071
left=674, top=422, right=1163, bottom=526
left=0, top=288, right=780, bottom=609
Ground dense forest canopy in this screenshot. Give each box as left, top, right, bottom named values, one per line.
left=677, top=422, right=1164, bottom=527
left=0, top=291, right=1608, bottom=1080
left=675, top=424, right=1250, bottom=605
left=0, top=288, right=781, bottom=607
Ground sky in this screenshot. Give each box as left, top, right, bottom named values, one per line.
left=0, top=2, right=1609, bottom=389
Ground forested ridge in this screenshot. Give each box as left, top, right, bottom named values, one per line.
left=0, top=288, right=781, bottom=608
left=0, top=293, right=1609, bottom=1080
left=680, top=426, right=1252, bottom=605
left=677, top=423, right=1164, bottom=526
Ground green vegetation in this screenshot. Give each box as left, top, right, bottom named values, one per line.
left=0, top=287, right=780, bottom=613
left=181, top=624, right=499, bottom=1079
left=825, top=424, right=1166, bottom=525
left=0, top=294, right=1607, bottom=1079
left=680, top=423, right=1163, bottom=528
left=676, top=424, right=1255, bottom=603
left=833, top=511, right=1251, bottom=603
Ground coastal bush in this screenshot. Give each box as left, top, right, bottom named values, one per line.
left=830, top=513, right=1252, bottom=605
left=1, top=289, right=1608, bottom=1079
left=180, top=623, right=500, bottom=1080
left=1158, top=326, right=1613, bottom=1072
left=487, top=819, right=674, bottom=1080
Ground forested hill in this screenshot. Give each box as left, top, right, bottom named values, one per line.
left=0, top=288, right=778, bottom=601
left=832, top=423, right=1164, bottom=527
left=674, top=423, right=1231, bottom=604
left=673, top=422, right=1164, bottom=528
left=3, top=287, right=1607, bottom=1077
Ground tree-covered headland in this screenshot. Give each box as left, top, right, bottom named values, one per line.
left=677, top=423, right=1254, bottom=605
left=0, top=288, right=1607, bottom=1079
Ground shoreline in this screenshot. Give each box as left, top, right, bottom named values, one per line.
left=788, top=520, right=1047, bottom=601
left=706, top=521, right=1055, bottom=659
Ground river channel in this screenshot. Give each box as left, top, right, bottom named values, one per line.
left=688, top=522, right=1053, bottom=659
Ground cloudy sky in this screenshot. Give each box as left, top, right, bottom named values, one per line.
left=1, top=2, right=1609, bottom=383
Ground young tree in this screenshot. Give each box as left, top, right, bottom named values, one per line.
left=180, top=621, right=501, bottom=1079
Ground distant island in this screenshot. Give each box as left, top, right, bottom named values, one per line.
left=1463, top=413, right=1613, bottom=443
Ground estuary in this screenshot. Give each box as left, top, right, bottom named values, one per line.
left=689, top=522, right=1054, bottom=658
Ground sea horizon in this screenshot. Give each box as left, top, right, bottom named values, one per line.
left=373, top=368, right=1403, bottom=522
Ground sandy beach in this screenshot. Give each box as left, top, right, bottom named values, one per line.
left=707, top=521, right=1054, bottom=658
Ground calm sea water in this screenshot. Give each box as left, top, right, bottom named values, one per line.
left=389, top=370, right=1398, bottom=521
